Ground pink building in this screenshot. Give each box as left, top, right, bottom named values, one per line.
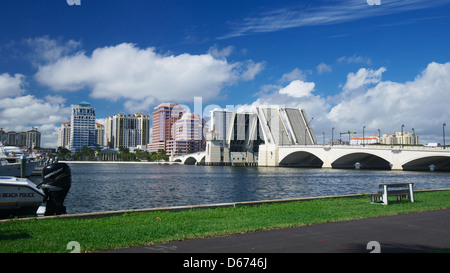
left=148, top=103, right=184, bottom=153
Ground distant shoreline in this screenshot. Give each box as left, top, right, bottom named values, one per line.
left=59, top=161, right=180, bottom=165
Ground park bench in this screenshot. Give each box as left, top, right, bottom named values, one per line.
left=370, top=183, right=415, bottom=205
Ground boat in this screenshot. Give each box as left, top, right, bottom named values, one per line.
left=0, top=144, right=39, bottom=177
left=0, top=163, right=72, bottom=218
left=0, top=176, right=45, bottom=218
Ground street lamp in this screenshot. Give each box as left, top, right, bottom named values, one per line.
left=444, top=123, right=446, bottom=149
left=401, top=124, right=404, bottom=148
left=363, top=126, right=366, bottom=147
left=332, top=127, right=334, bottom=146
left=322, top=132, right=325, bottom=145
left=378, top=129, right=381, bottom=144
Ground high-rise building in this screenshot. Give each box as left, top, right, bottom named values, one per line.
left=105, top=112, right=150, bottom=149
left=18, top=132, right=27, bottom=147
left=6, top=131, right=17, bottom=146
left=57, top=122, right=71, bottom=149
left=0, top=129, right=5, bottom=144
left=70, top=101, right=97, bottom=154
left=166, top=113, right=208, bottom=155
left=95, top=123, right=105, bottom=147
left=26, top=128, right=41, bottom=149
left=148, top=103, right=184, bottom=153
left=0, top=128, right=40, bottom=148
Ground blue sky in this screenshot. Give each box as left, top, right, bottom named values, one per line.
left=0, top=0, right=449, bottom=147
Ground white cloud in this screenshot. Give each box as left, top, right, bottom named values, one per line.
left=337, top=55, right=372, bottom=66
left=241, top=79, right=331, bottom=132
left=23, top=35, right=81, bottom=64
left=280, top=68, right=309, bottom=83
left=35, top=43, right=262, bottom=112
left=278, top=80, right=315, bottom=98
left=0, top=95, right=71, bottom=147
left=316, top=62, right=332, bottom=74
left=220, top=0, right=449, bottom=39
left=243, top=62, right=450, bottom=144
left=207, top=45, right=234, bottom=58
left=241, top=60, right=265, bottom=80
left=327, top=62, right=450, bottom=143
left=343, top=67, right=386, bottom=91
left=0, top=73, right=26, bottom=98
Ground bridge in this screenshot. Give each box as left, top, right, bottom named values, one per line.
left=173, top=152, right=206, bottom=165
left=173, top=145, right=450, bottom=171
left=261, top=144, right=450, bottom=171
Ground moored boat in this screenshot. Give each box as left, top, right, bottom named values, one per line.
left=0, top=163, right=72, bottom=218
left=0, top=176, right=45, bottom=218
left=0, top=144, right=39, bottom=177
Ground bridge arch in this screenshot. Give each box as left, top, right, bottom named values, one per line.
left=279, top=151, right=324, bottom=167
left=331, top=152, right=391, bottom=170
left=402, top=156, right=450, bottom=171
left=184, top=156, right=198, bottom=165
left=182, top=155, right=206, bottom=165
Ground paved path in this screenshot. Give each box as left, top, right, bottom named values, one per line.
left=104, top=208, right=450, bottom=253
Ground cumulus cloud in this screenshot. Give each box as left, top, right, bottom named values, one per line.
left=0, top=73, right=26, bottom=98
left=0, top=95, right=71, bottom=147
left=278, top=80, right=315, bottom=98
left=35, top=43, right=262, bottom=112
left=239, top=77, right=330, bottom=132
left=343, top=67, right=386, bottom=91
left=241, top=62, right=450, bottom=144
left=327, top=62, right=450, bottom=143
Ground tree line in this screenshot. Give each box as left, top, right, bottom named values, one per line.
left=55, top=146, right=170, bottom=162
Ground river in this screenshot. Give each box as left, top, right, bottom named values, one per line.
left=29, top=163, right=450, bottom=215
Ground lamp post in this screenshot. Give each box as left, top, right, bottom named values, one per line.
left=322, top=132, right=325, bottom=145
left=401, top=124, right=404, bottom=148
left=378, top=129, right=381, bottom=144
left=444, top=123, right=446, bottom=149
left=332, top=127, right=334, bottom=146
left=363, top=126, right=365, bottom=147
left=412, top=128, right=415, bottom=145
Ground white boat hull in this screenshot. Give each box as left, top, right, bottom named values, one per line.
left=0, top=161, right=38, bottom=177
left=0, top=176, right=45, bottom=218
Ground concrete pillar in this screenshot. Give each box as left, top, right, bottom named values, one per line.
left=258, top=144, right=279, bottom=167
left=390, top=162, right=403, bottom=170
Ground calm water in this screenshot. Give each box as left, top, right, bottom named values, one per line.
left=29, top=163, right=450, bottom=215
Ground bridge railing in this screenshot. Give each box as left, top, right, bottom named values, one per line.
left=278, top=144, right=449, bottom=151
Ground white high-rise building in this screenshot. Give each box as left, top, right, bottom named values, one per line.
left=104, top=112, right=150, bottom=149
left=57, top=122, right=71, bottom=149
left=70, top=101, right=97, bottom=154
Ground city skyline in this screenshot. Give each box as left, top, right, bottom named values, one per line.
left=0, top=0, right=449, bottom=147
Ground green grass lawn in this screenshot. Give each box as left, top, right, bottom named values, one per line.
left=1, top=190, right=449, bottom=253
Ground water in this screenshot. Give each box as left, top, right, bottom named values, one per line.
left=29, top=163, right=450, bottom=215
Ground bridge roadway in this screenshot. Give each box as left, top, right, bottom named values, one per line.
left=173, top=145, right=450, bottom=171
